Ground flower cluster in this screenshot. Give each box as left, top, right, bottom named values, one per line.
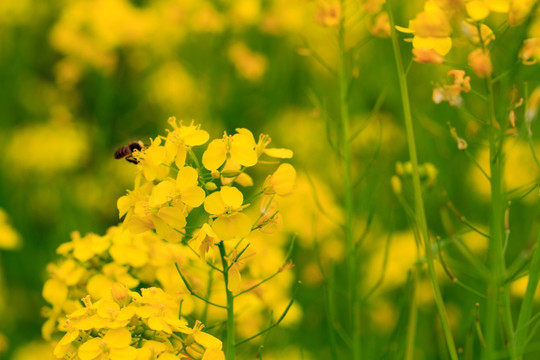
left=53, top=287, right=223, bottom=360
left=43, top=119, right=298, bottom=358
left=397, top=0, right=533, bottom=67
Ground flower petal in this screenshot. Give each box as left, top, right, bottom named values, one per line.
left=220, top=186, right=244, bottom=208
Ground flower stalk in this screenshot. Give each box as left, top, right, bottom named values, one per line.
left=387, top=2, right=458, bottom=359
left=338, top=0, right=360, bottom=358
left=219, top=241, right=235, bottom=360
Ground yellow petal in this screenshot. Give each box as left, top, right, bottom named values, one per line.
left=175, top=144, right=187, bottom=169
left=235, top=172, right=253, bottom=187
left=181, top=186, right=206, bottom=208
left=43, top=278, right=68, bottom=305
left=204, top=192, right=226, bottom=215
left=149, top=317, right=172, bottom=333
left=104, top=327, right=132, bottom=348
left=150, top=180, right=177, bottom=207
left=432, top=37, right=452, bottom=56
left=227, top=263, right=242, bottom=293
left=176, top=167, right=199, bottom=191
left=157, top=206, right=187, bottom=231
left=235, top=128, right=256, bottom=145
left=395, top=25, right=414, bottom=33
left=127, top=216, right=153, bottom=234
left=110, top=347, right=137, bottom=360
left=158, top=353, right=181, bottom=360
left=78, top=338, right=102, bottom=360
left=87, top=274, right=114, bottom=300
left=220, top=186, right=244, bottom=208
left=117, top=195, right=131, bottom=218
left=194, top=331, right=223, bottom=350
left=185, top=129, right=210, bottom=146
left=263, top=148, right=294, bottom=158
left=488, top=0, right=510, bottom=13
left=152, top=215, right=171, bottom=238
left=466, top=0, right=490, bottom=20
left=202, top=139, right=227, bottom=170
left=267, top=163, right=296, bottom=196
left=212, top=213, right=252, bottom=240
left=230, top=134, right=257, bottom=167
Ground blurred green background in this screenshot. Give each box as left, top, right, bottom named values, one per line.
left=1, top=0, right=540, bottom=359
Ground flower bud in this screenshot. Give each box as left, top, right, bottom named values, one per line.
left=111, top=283, right=130, bottom=306
left=468, top=49, right=492, bottom=78
left=391, top=176, right=402, bottom=195
left=205, top=182, right=218, bottom=191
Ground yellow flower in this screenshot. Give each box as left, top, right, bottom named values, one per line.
left=202, top=129, right=258, bottom=171
left=138, top=137, right=170, bottom=181
left=397, top=1, right=452, bottom=56
left=520, top=38, right=540, bottom=65
left=190, top=223, right=220, bottom=260
left=58, top=231, right=110, bottom=263
left=466, top=0, right=510, bottom=21
left=228, top=42, right=268, bottom=82
left=461, top=22, right=495, bottom=46
left=432, top=70, right=471, bottom=107
left=77, top=328, right=137, bottom=360
left=468, top=48, right=493, bottom=78
left=0, top=209, right=21, bottom=250
left=190, top=320, right=223, bottom=350
left=263, top=163, right=296, bottom=196
left=204, top=187, right=252, bottom=240
left=165, top=117, right=209, bottom=168
left=315, top=1, right=341, bottom=28
left=133, top=288, right=188, bottom=334
left=509, top=0, right=536, bottom=26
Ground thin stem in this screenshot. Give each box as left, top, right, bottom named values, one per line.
left=464, top=149, right=491, bottom=181
left=515, top=230, right=540, bottom=358
left=174, top=263, right=227, bottom=309
left=219, top=242, right=235, bottom=360
left=202, top=268, right=214, bottom=324
left=482, top=69, right=516, bottom=360
left=235, top=281, right=300, bottom=347
left=405, top=267, right=419, bottom=360
left=338, top=0, right=360, bottom=358
left=387, top=3, right=458, bottom=360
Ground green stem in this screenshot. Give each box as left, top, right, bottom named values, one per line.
left=219, top=242, right=235, bottom=360
left=483, top=75, right=516, bottom=360
left=515, top=230, right=540, bottom=358
left=405, top=267, right=419, bottom=360
left=387, top=3, right=458, bottom=360
left=338, top=0, right=360, bottom=358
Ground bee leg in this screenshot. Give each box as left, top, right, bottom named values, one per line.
left=125, top=156, right=139, bottom=165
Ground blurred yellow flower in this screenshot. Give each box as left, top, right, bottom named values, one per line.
left=78, top=328, right=137, bottom=360
left=263, top=163, right=297, bottom=196
left=0, top=209, right=21, bottom=250
left=5, top=122, right=88, bottom=177
left=397, top=1, right=453, bottom=56
left=465, top=0, right=510, bottom=20
left=228, top=42, right=268, bottom=82
left=468, top=48, right=493, bottom=78
left=469, top=140, right=540, bottom=203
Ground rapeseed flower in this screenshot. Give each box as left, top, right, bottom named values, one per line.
left=468, top=48, right=492, bottom=78
left=77, top=328, right=137, bottom=360
left=397, top=1, right=453, bottom=58
left=204, top=186, right=252, bottom=240
left=432, top=69, right=471, bottom=106
left=0, top=209, right=21, bottom=250
left=202, top=129, right=258, bottom=171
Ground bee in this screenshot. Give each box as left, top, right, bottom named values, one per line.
left=114, top=141, right=144, bottom=164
